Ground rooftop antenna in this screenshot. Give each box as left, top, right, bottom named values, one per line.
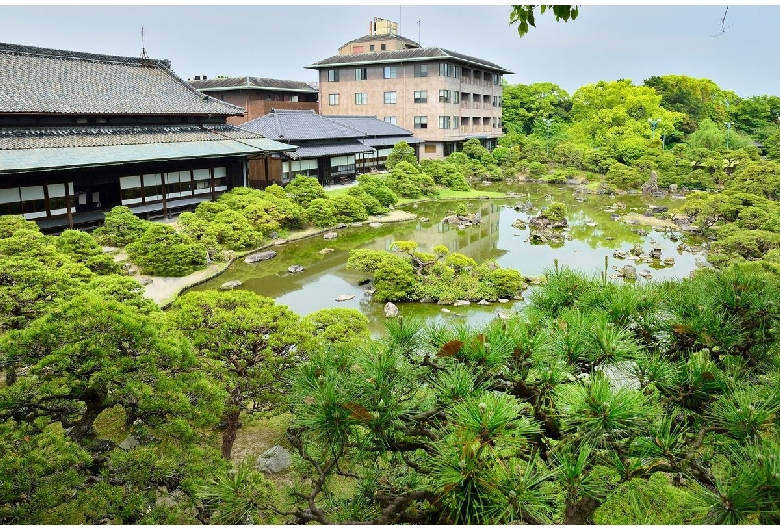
left=399, top=6, right=401, bottom=35
left=140, top=26, right=151, bottom=65
left=417, top=18, right=421, bottom=45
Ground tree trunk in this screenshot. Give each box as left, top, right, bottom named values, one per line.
left=221, top=408, right=241, bottom=460
left=69, top=396, right=105, bottom=443
left=563, top=496, right=601, bottom=525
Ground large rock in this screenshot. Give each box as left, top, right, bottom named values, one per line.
left=335, top=293, right=355, bottom=302
left=319, top=248, right=335, bottom=254
left=323, top=231, right=338, bottom=240
left=641, top=171, right=661, bottom=195
left=220, top=280, right=243, bottom=290
left=622, top=264, right=637, bottom=280
left=288, top=265, right=305, bottom=273
left=118, top=435, right=139, bottom=451
left=244, top=250, right=277, bottom=263
left=256, top=445, right=292, bottom=474
left=384, top=302, right=399, bottom=318
left=453, top=300, right=471, bottom=307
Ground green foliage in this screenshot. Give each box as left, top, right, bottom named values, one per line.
left=197, top=460, right=275, bottom=524
left=126, top=224, right=207, bottom=277
left=346, top=186, right=387, bottom=215
left=203, top=209, right=262, bottom=250
left=385, top=161, right=438, bottom=198
left=93, top=206, right=150, bottom=247
left=331, top=194, right=369, bottom=223
left=385, top=140, right=418, bottom=170
left=605, top=162, right=645, bottom=190
left=420, top=159, right=470, bottom=190
left=509, top=5, right=579, bottom=37
left=283, top=175, right=326, bottom=208
left=356, top=174, right=398, bottom=207
left=305, top=198, right=337, bottom=227
left=543, top=201, right=568, bottom=221
left=303, top=307, right=371, bottom=349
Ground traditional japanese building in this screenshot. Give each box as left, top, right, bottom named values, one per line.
left=239, top=109, right=421, bottom=186
left=189, top=76, right=319, bottom=125
left=0, top=42, right=295, bottom=231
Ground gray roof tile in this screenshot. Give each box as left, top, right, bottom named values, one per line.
left=0, top=123, right=269, bottom=150
left=327, top=115, right=416, bottom=138
left=307, top=46, right=512, bottom=74
left=240, top=109, right=364, bottom=141
left=190, top=76, right=318, bottom=93
left=285, top=141, right=372, bottom=159
left=0, top=42, right=244, bottom=116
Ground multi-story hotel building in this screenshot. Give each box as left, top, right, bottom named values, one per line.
left=307, top=19, right=512, bottom=159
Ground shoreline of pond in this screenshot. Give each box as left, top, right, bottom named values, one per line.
left=139, top=183, right=701, bottom=308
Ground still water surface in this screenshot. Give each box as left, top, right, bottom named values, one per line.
left=194, top=184, right=706, bottom=334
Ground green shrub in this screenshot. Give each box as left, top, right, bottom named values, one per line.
left=284, top=175, right=326, bottom=208
left=126, top=224, right=207, bottom=277
left=204, top=210, right=262, bottom=250
left=54, top=229, right=122, bottom=275
left=332, top=195, right=369, bottom=223
left=93, top=206, right=150, bottom=247
left=305, top=198, right=337, bottom=228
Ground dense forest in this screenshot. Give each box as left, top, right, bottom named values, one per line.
left=1, top=74, right=780, bottom=524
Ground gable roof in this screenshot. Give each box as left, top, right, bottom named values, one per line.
left=307, top=46, right=512, bottom=74
left=190, top=76, right=318, bottom=93
left=0, top=41, right=244, bottom=116
left=240, top=109, right=365, bottom=141
left=339, top=33, right=421, bottom=49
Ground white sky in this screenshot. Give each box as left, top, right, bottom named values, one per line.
left=0, top=3, right=777, bottom=98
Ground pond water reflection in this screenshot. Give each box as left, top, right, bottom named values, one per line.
left=193, top=184, right=707, bottom=334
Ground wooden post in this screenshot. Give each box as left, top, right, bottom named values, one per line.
left=160, top=169, right=169, bottom=219
left=65, top=182, right=73, bottom=229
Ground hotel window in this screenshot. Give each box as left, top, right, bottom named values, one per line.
left=439, top=116, right=451, bottom=129
left=454, top=66, right=460, bottom=78
left=327, top=69, right=339, bottom=82
left=370, top=44, right=375, bottom=51
left=414, top=90, right=427, bottom=103
left=494, top=74, right=502, bottom=85
left=384, top=116, right=397, bottom=125
left=355, top=67, right=367, bottom=80
left=328, top=93, right=339, bottom=106
left=384, top=91, right=397, bottom=104
left=452, top=116, right=459, bottom=129
left=414, top=116, right=428, bottom=129
left=381, top=43, right=386, bottom=50
left=383, top=66, right=396, bottom=79
left=439, top=90, right=451, bottom=103
left=453, top=92, right=460, bottom=104
left=355, top=92, right=367, bottom=105
left=414, top=64, right=428, bottom=77
left=439, top=63, right=451, bottom=77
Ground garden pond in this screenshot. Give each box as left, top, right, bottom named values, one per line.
left=193, top=183, right=708, bottom=334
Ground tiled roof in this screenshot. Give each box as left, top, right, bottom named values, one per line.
left=190, top=76, right=318, bottom=93
left=241, top=109, right=364, bottom=141
left=1, top=138, right=296, bottom=174
left=340, top=33, right=420, bottom=49
left=0, top=41, right=244, bottom=116
left=361, top=135, right=422, bottom=147
left=327, top=115, right=416, bottom=138
left=307, top=46, right=512, bottom=74
left=0, top=124, right=268, bottom=150
left=284, top=141, right=373, bottom=160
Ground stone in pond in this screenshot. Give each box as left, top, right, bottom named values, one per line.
left=453, top=300, right=471, bottom=307
left=477, top=299, right=490, bottom=305
left=319, top=248, right=335, bottom=254
left=220, top=280, right=243, bottom=290
left=335, top=294, right=355, bottom=302
left=622, top=264, right=637, bottom=279
left=245, top=250, right=277, bottom=263
left=384, top=302, right=399, bottom=318
left=288, top=265, right=305, bottom=273
left=323, top=231, right=338, bottom=240
left=369, top=222, right=383, bottom=228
